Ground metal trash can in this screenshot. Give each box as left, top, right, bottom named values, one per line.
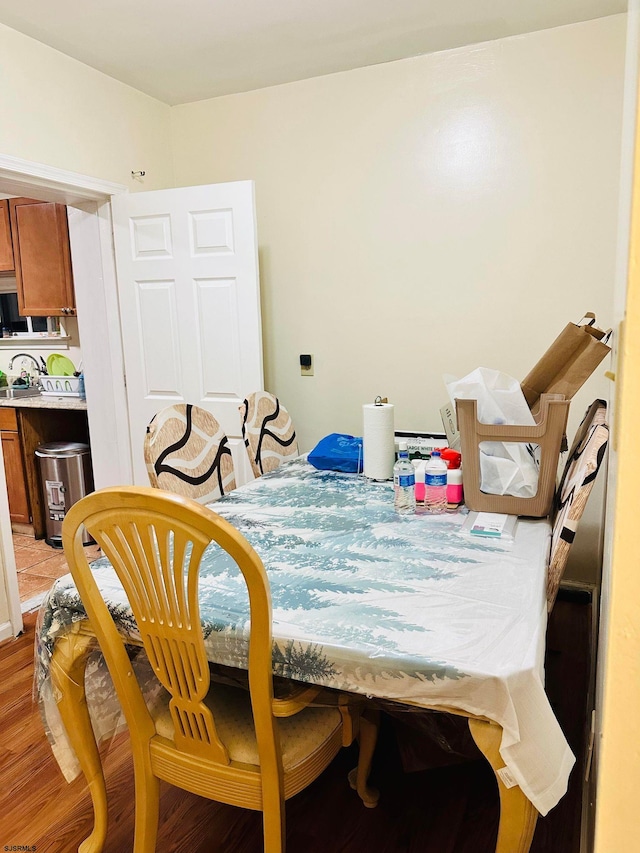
left=35, top=442, right=94, bottom=548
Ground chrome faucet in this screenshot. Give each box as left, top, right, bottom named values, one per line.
left=8, top=353, right=46, bottom=375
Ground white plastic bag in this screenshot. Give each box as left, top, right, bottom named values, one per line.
left=445, top=367, right=539, bottom=498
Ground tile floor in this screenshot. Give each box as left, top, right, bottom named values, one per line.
left=13, top=533, right=101, bottom=607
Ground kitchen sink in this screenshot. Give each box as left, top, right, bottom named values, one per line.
left=0, top=386, right=41, bottom=398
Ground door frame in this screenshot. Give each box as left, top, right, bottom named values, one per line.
left=0, top=152, right=128, bottom=639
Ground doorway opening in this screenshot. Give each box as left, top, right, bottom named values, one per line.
left=0, top=191, right=97, bottom=610
left=0, top=155, right=129, bottom=639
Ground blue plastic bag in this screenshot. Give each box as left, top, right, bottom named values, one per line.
left=308, top=433, right=363, bottom=473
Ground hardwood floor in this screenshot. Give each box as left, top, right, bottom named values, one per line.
left=0, top=593, right=591, bottom=853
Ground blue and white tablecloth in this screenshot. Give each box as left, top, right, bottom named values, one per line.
left=36, top=459, right=573, bottom=815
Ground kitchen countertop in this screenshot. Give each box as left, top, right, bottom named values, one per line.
left=0, top=395, right=88, bottom=412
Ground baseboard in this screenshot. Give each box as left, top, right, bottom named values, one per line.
left=0, top=619, right=15, bottom=643
left=11, top=521, right=35, bottom=536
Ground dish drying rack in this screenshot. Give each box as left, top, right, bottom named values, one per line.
left=40, top=375, right=83, bottom=397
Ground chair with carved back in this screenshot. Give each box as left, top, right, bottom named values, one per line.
left=240, top=392, right=299, bottom=478
left=547, top=399, right=609, bottom=611
left=61, top=486, right=377, bottom=853
left=144, top=403, right=236, bottom=502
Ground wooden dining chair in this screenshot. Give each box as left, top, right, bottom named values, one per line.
left=144, top=403, right=236, bottom=502
left=240, top=391, right=299, bottom=477
left=61, top=486, right=375, bottom=853
left=547, top=399, right=609, bottom=611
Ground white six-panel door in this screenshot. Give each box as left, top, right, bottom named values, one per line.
left=111, top=181, right=263, bottom=486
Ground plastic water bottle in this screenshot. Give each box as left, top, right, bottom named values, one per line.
left=393, top=441, right=416, bottom=514
left=425, top=450, right=448, bottom=514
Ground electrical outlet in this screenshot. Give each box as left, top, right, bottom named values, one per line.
left=300, top=354, right=314, bottom=376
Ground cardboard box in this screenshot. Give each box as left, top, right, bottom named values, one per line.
left=521, top=313, right=611, bottom=410
left=456, top=394, right=570, bottom=517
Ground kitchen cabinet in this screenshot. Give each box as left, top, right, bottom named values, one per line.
left=0, top=200, right=15, bottom=272
left=9, top=198, right=76, bottom=317
left=0, top=408, right=30, bottom=524
left=0, top=405, right=89, bottom=536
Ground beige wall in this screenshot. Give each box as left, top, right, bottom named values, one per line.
left=0, top=22, right=174, bottom=191
left=172, top=15, right=626, bottom=581
left=594, top=108, right=640, bottom=853
left=171, top=16, right=623, bottom=445
left=593, top=3, right=640, bottom=846
left=0, top=22, right=176, bottom=632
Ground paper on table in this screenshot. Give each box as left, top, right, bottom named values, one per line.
left=461, top=511, right=518, bottom=540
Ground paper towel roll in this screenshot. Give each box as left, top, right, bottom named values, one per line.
left=363, top=402, right=395, bottom=480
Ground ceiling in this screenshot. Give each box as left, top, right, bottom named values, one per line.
left=0, top=0, right=627, bottom=105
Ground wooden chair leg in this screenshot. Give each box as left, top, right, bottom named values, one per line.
left=132, top=760, right=160, bottom=853
left=348, top=707, right=381, bottom=808
left=51, top=624, right=108, bottom=853
left=468, top=718, right=538, bottom=853
left=262, top=795, right=285, bottom=853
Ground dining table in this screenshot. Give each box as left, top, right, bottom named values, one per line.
left=35, top=457, right=574, bottom=853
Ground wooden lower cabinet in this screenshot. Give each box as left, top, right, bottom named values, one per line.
left=0, top=406, right=89, bottom=536
left=0, top=407, right=29, bottom=525
left=2, top=430, right=30, bottom=524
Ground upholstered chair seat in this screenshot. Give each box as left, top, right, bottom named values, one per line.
left=240, top=392, right=298, bottom=477
left=144, top=403, right=236, bottom=502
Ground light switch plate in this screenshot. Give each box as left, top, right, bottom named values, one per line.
left=300, top=354, right=314, bottom=376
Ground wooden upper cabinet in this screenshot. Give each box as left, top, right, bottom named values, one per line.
left=9, top=198, right=76, bottom=317
left=0, top=200, right=15, bottom=273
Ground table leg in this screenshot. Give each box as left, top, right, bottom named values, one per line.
left=468, top=717, right=538, bottom=853
left=348, top=707, right=380, bottom=808
left=50, top=623, right=108, bottom=853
